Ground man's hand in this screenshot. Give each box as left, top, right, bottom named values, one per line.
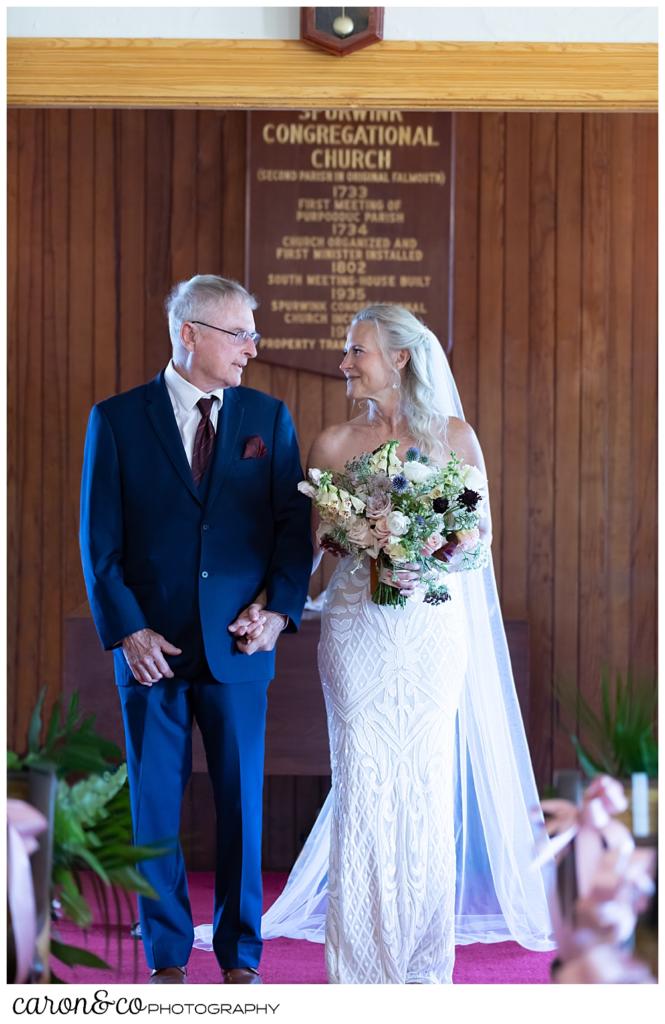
left=228, top=604, right=287, bottom=655
left=121, top=628, right=182, bottom=686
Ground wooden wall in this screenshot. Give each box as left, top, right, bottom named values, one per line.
left=8, top=110, right=657, bottom=790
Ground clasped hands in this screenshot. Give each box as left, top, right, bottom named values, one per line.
left=122, top=607, right=286, bottom=686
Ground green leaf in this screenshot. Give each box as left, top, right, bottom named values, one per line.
left=571, top=735, right=602, bottom=778
left=45, top=696, right=63, bottom=748
left=54, top=867, right=92, bottom=928
left=27, top=687, right=47, bottom=753
left=50, top=939, right=110, bottom=970
left=7, top=751, right=23, bottom=771
left=65, top=691, right=80, bottom=731
left=107, top=866, right=159, bottom=899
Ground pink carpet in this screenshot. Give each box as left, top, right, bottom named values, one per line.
left=52, top=872, right=556, bottom=984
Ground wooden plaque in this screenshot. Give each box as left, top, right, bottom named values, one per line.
left=247, top=110, right=452, bottom=375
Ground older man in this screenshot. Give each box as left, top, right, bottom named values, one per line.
left=80, top=276, right=312, bottom=983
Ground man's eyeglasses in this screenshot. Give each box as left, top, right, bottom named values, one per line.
left=190, top=321, right=261, bottom=346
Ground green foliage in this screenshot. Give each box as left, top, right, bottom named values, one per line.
left=556, top=669, right=658, bottom=779
left=9, top=687, right=170, bottom=980
left=19, top=688, right=123, bottom=778
left=50, top=939, right=109, bottom=970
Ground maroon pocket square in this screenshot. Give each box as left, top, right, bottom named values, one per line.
left=242, top=435, right=268, bottom=459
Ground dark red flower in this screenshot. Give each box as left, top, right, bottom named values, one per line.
left=319, top=535, right=351, bottom=558
left=460, top=488, right=480, bottom=510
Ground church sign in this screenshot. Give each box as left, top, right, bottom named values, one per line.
left=246, top=110, right=452, bottom=376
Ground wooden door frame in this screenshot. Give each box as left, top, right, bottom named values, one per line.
left=7, top=38, right=656, bottom=110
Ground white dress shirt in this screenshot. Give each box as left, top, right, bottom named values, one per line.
left=164, top=360, right=225, bottom=467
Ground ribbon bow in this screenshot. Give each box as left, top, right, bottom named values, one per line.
left=7, top=798, right=48, bottom=983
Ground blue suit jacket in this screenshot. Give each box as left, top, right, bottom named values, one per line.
left=79, top=372, right=312, bottom=684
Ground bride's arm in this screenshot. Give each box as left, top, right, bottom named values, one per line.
left=447, top=417, right=493, bottom=546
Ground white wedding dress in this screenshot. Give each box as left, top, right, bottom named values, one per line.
left=195, top=338, right=555, bottom=977
left=320, top=556, right=466, bottom=984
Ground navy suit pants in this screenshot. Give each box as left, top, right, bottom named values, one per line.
left=118, top=674, right=269, bottom=971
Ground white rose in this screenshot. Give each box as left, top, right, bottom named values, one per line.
left=384, top=539, right=408, bottom=562
left=297, top=481, right=317, bottom=499
left=385, top=511, right=410, bottom=536
left=462, top=464, right=487, bottom=493
left=308, top=468, right=322, bottom=485
left=403, top=460, right=434, bottom=484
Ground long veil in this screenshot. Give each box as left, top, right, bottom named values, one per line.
left=194, top=338, right=555, bottom=953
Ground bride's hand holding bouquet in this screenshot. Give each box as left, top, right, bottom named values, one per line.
left=299, top=440, right=490, bottom=608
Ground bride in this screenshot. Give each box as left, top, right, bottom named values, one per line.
left=196, top=304, right=554, bottom=983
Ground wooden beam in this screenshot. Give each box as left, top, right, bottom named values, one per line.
left=8, top=38, right=657, bottom=111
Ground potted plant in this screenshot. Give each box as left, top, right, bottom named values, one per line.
left=555, top=669, right=658, bottom=834
left=7, top=688, right=170, bottom=982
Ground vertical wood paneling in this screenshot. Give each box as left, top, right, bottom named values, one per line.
left=320, top=376, right=350, bottom=592
left=243, top=360, right=272, bottom=395
left=41, top=110, right=70, bottom=726
left=552, top=113, right=583, bottom=771
left=196, top=111, right=223, bottom=273
left=93, top=110, right=118, bottom=402
left=450, top=113, right=480, bottom=426
left=144, top=112, right=173, bottom=377
left=117, top=111, right=146, bottom=391
left=7, top=110, right=21, bottom=739
left=170, top=111, right=197, bottom=284
left=607, top=116, right=634, bottom=679
left=578, top=115, right=610, bottom=717
left=7, top=109, right=657, bottom=798
left=296, top=371, right=324, bottom=465
left=630, top=114, right=658, bottom=677
left=477, top=114, right=505, bottom=592
left=221, top=112, right=247, bottom=283
left=502, top=114, right=530, bottom=620
left=269, top=367, right=298, bottom=416
left=527, top=113, right=557, bottom=783
left=14, top=110, right=45, bottom=742
left=67, top=111, right=95, bottom=620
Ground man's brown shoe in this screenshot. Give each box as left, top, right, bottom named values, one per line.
left=223, top=967, right=262, bottom=984
left=149, top=966, right=187, bottom=984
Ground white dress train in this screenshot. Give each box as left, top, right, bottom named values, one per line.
left=321, top=557, right=467, bottom=984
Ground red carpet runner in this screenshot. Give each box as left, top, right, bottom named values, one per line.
left=52, top=872, right=555, bottom=984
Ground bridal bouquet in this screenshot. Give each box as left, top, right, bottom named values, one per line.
left=298, top=440, right=490, bottom=607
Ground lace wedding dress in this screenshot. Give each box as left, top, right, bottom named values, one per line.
left=195, top=336, right=555, bottom=975
left=321, top=556, right=467, bottom=984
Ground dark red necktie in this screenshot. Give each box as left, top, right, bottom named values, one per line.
left=192, top=397, right=216, bottom=485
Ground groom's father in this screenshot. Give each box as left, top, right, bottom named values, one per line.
left=79, top=276, right=312, bottom=983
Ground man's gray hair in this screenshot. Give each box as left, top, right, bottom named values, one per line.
left=165, top=275, right=258, bottom=347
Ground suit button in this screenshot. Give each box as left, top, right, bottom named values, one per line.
left=202, top=523, right=210, bottom=531
left=201, top=571, right=209, bottom=579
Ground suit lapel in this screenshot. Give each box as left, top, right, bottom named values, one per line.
left=145, top=371, right=202, bottom=505
left=205, top=387, right=245, bottom=510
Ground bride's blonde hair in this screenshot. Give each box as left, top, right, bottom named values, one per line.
left=351, top=304, right=450, bottom=460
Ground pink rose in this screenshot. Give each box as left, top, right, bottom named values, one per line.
left=365, top=493, right=392, bottom=520
left=420, top=532, right=444, bottom=557
left=372, top=516, right=393, bottom=546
